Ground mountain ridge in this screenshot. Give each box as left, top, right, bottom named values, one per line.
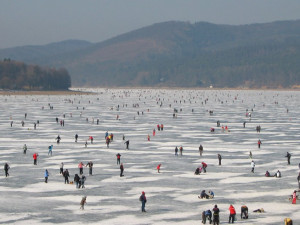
left=1, top=20, right=300, bottom=88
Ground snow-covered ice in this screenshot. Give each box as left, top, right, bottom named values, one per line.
left=0, top=88, right=299, bottom=225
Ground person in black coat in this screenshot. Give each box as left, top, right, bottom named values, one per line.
left=120, top=163, right=124, bottom=177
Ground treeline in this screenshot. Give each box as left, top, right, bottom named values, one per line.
left=0, top=59, right=71, bottom=90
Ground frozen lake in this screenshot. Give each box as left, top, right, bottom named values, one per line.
left=0, top=88, right=299, bottom=225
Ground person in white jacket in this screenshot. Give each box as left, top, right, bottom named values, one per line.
left=251, top=160, right=255, bottom=173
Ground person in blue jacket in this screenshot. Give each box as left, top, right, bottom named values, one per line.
left=44, top=169, right=49, bottom=183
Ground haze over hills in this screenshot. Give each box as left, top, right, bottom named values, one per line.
left=1, top=20, right=300, bottom=88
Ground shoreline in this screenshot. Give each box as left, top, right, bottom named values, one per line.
left=0, top=87, right=299, bottom=95
left=0, top=90, right=94, bottom=95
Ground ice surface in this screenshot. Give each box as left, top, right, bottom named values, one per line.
left=0, top=89, right=299, bottom=224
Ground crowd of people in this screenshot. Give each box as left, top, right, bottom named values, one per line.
left=2, top=90, right=300, bottom=224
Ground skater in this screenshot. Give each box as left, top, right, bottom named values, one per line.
left=106, top=136, right=110, bottom=148
left=78, top=162, right=84, bottom=175
left=175, top=146, right=178, bottom=156
left=75, top=134, right=78, bottom=142
left=86, top=161, right=93, bottom=175
left=217, top=154, right=222, bottom=165
left=120, top=163, right=124, bottom=177
left=257, top=139, right=262, bottom=148
left=179, top=146, right=183, bottom=156
left=80, top=196, right=87, bottom=210
left=157, top=164, right=161, bottom=173
left=33, top=153, right=39, bottom=165
left=63, top=169, right=70, bottom=184
left=202, top=162, right=207, bottom=173
left=23, top=144, right=27, bottom=154
left=139, top=191, right=147, bottom=212
left=85, top=141, right=88, bottom=148
left=251, top=160, right=255, bottom=173
left=56, top=135, right=61, bottom=144
left=153, top=129, right=156, bottom=136
left=249, top=151, right=252, bottom=159
left=124, top=140, right=129, bottom=150
left=44, top=169, right=49, bottom=183
left=228, top=204, right=236, bottom=223
left=147, top=134, right=150, bottom=141
left=199, top=144, right=203, bottom=156
left=74, top=174, right=80, bottom=188
left=241, top=205, right=248, bottom=219
left=4, top=163, right=10, bottom=177
left=48, top=145, right=53, bottom=156
left=292, top=190, right=297, bottom=204
left=213, top=205, right=220, bottom=225
left=243, top=121, right=246, bottom=128
left=80, top=175, right=86, bottom=188
left=297, top=173, right=300, bottom=189
left=116, top=153, right=121, bottom=165
left=89, top=136, right=93, bottom=144
left=60, top=162, right=64, bottom=174
left=285, top=152, right=291, bottom=165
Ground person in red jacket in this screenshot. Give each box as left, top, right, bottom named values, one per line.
left=258, top=139, right=262, bottom=148
left=33, top=153, right=39, bottom=165
left=157, top=164, right=161, bottom=173
left=229, top=204, right=236, bottom=223
left=202, top=162, right=207, bottom=173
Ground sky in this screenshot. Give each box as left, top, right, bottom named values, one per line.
left=1, top=0, right=300, bottom=49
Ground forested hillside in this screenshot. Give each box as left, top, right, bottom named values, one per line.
left=0, top=60, right=71, bottom=90
left=1, top=20, right=300, bottom=88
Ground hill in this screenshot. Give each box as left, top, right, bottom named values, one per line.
left=1, top=20, right=300, bottom=88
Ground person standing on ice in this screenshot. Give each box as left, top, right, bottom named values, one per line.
left=251, top=160, right=255, bottom=173
left=179, top=146, right=183, bottom=156
left=80, top=196, right=87, bottom=210
left=124, top=140, right=129, bottom=150
left=23, top=144, right=27, bottom=154
left=175, top=146, right=178, bottom=156
left=78, top=162, right=84, bottom=175
left=48, top=145, right=53, bottom=156
left=139, top=191, right=147, bottom=212
left=120, top=163, right=124, bottom=177
left=297, top=172, right=300, bottom=189
left=257, top=139, right=262, bottom=148
left=56, top=135, right=61, bottom=144
left=285, top=152, right=291, bottom=165
left=60, top=162, right=64, bottom=174
left=153, top=129, right=156, bottom=136
left=199, top=144, right=203, bottom=156
left=116, top=153, right=121, bottom=165
left=63, top=169, right=70, bottom=184
left=75, top=134, right=78, bottom=142
left=157, top=164, right=161, bottom=173
left=217, top=154, right=222, bottom=165
left=44, top=169, right=49, bottom=183
left=33, top=153, right=38, bottom=165
left=86, top=161, right=93, bottom=175
left=212, top=204, right=220, bottom=225
left=4, top=163, right=10, bottom=177
left=228, top=204, right=236, bottom=223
